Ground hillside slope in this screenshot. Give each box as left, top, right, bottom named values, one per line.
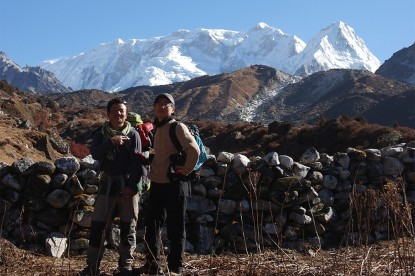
left=0, top=80, right=414, bottom=163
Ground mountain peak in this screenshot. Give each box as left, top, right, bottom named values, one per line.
left=328, top=20, right=347, bottom=28
left=0, top=51, right=22, bottom=72
left=318, top=21, right=355, bottom=39
left=256, top=22, right=271, bottom=29
left=293, top=21, right=381, bottom=75
left=0, top=51, right=71, bottom=93
left=250, top=22, right=284, bottom=35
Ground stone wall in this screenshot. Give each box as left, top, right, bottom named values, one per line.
left=0, top=142, right=414, bottom=257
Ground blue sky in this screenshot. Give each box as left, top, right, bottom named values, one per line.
left=1, top=0, right=414, bottom=67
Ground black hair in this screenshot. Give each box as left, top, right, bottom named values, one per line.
left=107, top=98, right=127, bottom=113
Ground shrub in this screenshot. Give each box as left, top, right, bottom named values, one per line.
left=376, top=130, right=403, bottom=148
left=354, top=116, right=367, bottom=124
left=33, top=109, right=50, bottom=131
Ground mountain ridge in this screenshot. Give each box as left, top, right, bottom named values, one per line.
left=40, top=21, right=380, bottom=91
left=42, top=65, right=414, bottom=129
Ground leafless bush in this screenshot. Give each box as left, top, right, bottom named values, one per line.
left=376, top=130, right=403, bottom=148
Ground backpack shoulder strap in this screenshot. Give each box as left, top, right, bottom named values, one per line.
left=124, top=130, right=135, bottom=156
left=169, top=121, right=182, bottom=152
left=91, top=125, right=103, bottom=139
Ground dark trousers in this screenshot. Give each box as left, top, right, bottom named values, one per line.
left=144, top=180, right=189, bottom=270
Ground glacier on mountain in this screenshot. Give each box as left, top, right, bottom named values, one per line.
left=40, top=21, right=380, bottom=92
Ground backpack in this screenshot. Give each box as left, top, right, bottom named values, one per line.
left=127, top=112, right=154, bottom=152
left=169, top=121, right=208, bottom=171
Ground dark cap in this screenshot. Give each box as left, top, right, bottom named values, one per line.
left=154, top=93, right=175, bottom=106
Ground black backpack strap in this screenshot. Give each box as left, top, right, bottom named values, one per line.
left=91, top=125, right=103, bottom=139
left=169, top=121, right=183, bottom=152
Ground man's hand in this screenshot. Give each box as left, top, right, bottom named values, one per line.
left=175, top=166, right=190, bottom=177
left=111, top=135, right=130, bottom=146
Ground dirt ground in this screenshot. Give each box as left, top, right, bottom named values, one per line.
left=1, top=237, right=414, bottom=275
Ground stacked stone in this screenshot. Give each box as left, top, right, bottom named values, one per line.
left=0, top=141, right=414, bottom=258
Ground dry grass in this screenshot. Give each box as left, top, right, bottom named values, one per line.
left=1, top=238, right=414, bottom=275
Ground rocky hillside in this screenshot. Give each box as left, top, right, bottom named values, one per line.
left=0, top=51, right=71, bottom=94
left=376, top=42, right=415, bottom=85
left=117, top=65, right=297, bottom=122
left=47, top=65, right=415, bottom=129
left=257, top=69, right=415, bottom=127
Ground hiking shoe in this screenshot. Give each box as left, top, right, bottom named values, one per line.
left=138, top=262, right=164, bottom=275
left=113, top=267, right=133, bottom=276
left=168, top=267, right=183, bottom=276
left=77, top=265, right=101, bottom=276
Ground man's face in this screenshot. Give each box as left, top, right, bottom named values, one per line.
left=154, top=97, right=175, bottom=120
left=108, top=103, right=127, bottom=127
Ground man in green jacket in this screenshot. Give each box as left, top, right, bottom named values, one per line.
left=80, top=98, right=143, bottom=275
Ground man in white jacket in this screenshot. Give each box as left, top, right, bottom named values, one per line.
left=139, top=93, right=200, bottom=276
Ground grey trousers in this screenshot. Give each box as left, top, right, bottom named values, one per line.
left=87, top=191, right=140, bottom=269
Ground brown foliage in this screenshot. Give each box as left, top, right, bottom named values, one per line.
left=33, top=109, right=50, bottom=131
left=198, top=116, right=415, bottom=160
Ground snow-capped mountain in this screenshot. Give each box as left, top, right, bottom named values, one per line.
left=292, top=22, right=380, bottom=75
left=40, top=21, right=380, bottom=92
left=0, top=51, right=71, bottom=94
